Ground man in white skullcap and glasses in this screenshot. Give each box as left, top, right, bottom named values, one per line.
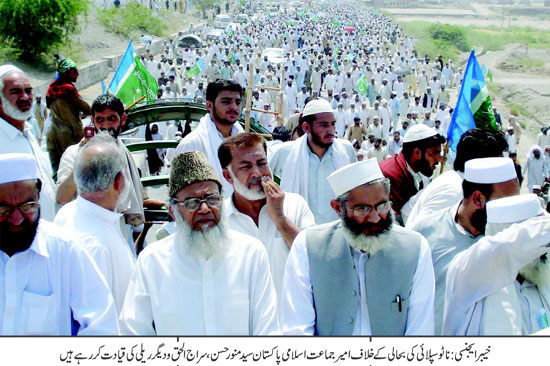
left=269, top=98, right=356, bottom=224
left=0, top=65, right=56, bottom=221
left=0, top=153, right=119, bottom=335
left=280, top=158, right=435, bottom=335
left=443, top=194, right=550, bottom=335
left=411, top=157, right=520, bottom=335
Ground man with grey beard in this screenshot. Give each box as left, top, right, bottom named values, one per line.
left=443, top=194, right=550, bottom=335
left=0, top=65, right=57, bottom=221
left=119, top=151, right=279, bottom=335
left=280, top=158, right=435, bottom=335
left=54, top=133, right=136, bottom=318
left=218, top=133, right=315, bottom=299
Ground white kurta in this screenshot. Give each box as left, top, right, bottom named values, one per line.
left=0, top=220, right=119, bottom=335
left=119, top=229, right=279, bottom=335
left=280, top=228, right=435, bottom=335
left=443, top=216, right=550, bottom=335
left=406, top=170, right=463, bottom=229
left=0, top=118, right=57, bottom=221
left=223, top=193, right=315, bottom=299
left=54, top=196, right=136, bottom=316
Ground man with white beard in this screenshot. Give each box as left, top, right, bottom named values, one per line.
left=54, top=133, right=135, bottom=317
left=120, top=151, right=279, bottom=335
left=443, top=194, right=550, bottom=335
left=218, top=133, right=315, bottom=298
left=280, top=158, right=435, bottom=335
left=0, top=65, right=57, bottom=221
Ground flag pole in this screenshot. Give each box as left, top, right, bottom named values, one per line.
left=440, top=140, right=450, bottom=174
left=125, top=95, right=146, bottom=112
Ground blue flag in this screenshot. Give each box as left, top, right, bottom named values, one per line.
left=101, top=80, right=106, bottom=94
left=447, top=50, right=497, bottom=152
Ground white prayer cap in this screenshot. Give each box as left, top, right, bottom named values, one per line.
left=0, top=153, right=39, bottom=185
left=464, top=157, right=516, bottom=184
left=302, top=99, right=334, bottom=117
left=533, top=185, right=542, bottom=191
left=0, top=65, right=23, bottom=78
left=327, top=158, right=385, bottom=197
left=402, top=124, right=438, bottom=143
left=487, top=194, right=542, bottom=224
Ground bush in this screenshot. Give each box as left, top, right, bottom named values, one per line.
left=0, top=39, right=22, bottom=64
left=97, top=3, right=167, bottom=38
left=0, top=0, right=88, bottom=63
left=428, top=24, right=471, bottom=52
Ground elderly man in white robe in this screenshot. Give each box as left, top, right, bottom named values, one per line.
left=443, top=194, right=550, bottom=335
left=218, top=133, right=315, bottom=299
left=269, top=99, right=356, bottom=224
left=120, top=151, right=279, bottom=335
left=0, top=65, right=56, bottom=221
left=0, top=153, right=119, bottom=335
left=411, top=157, right=520, bottom=334
left=54, top=133, right=136, bottom=317
left=280, top=158, right=435, bottom=335
left=524, top=145, right=547, bottom=193
left=174, top=79, right=245, bottom=198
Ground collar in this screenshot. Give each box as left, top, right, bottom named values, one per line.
left=30, top=220, right=50, bottom=258
left=75, top=195, right=123, bottom=223
left=0, top=116, right=26, bottom=141
left=405, top=160, right=423, bottom=190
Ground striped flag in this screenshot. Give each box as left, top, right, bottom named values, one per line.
left=356, top=73, right=368, bottom=96
left=187, top=59, right=205, bottom=78
left=108, top=41, right=158, bottom=107
left=447, top=50, right=498, bottom=151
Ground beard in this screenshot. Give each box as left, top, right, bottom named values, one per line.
left=470, top=207, right=488, bottom=235
left=310, top=128, right=333, bottom=149
left=1, top=95, right=34, bottom=121
left=212, top=104, right=238, bottom=126
left=341, top=210, right=394, bottom=255
left=414, top=153, right=434, bottom=177
left=173, top=206, right=228, bottom=260
left=96, top=127, right=121, bottom=139
left=228, top=166, right=265, bottom=201
left=0, top=210, right=40, bottom=257
left=519, top=254, right=550, bottom=288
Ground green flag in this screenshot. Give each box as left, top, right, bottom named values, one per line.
left=311, top=14, right=318, bottom=22
left=332, top=19, right=339, bottom=29
left=356, top=73, right=368, bottom=96
left=108, top=41, right=158, bottom=107
left=487, top=69, right=493, bottom=82
left=187, top=59, right=205, bottom=79
left=226, top=25, right=233, bottom=37
left=333, top=58, right=338, bottom=71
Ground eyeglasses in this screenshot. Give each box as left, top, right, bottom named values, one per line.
left=173, top=194, right=222, bottom=212
left=0, top=200, right=40, bottom=218
left=347, top=201, right=390, bottom=218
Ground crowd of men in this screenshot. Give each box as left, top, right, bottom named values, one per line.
left=0, top=2, right=550, bottom=337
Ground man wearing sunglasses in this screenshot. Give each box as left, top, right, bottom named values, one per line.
left=120, top=151, right=279, bottom=335
left=0, top=153, right=119, bottom=335
left=280, top=158, right=435, bottom=335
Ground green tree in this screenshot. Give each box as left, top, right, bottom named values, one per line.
left=193, top=0, right=220, bottom=18
left=0, top=0, right=88, bottom=62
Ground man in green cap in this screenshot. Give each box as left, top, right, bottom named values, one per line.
left=46, top=58, right=91, bottom=178
left=120, top=150, right=279, bottom=335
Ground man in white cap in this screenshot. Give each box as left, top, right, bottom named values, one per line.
left=174, top=79, right=245, bottom=197
left=280, top=158, right=435, bottom=335
left=120, top=151, right=278, bottom=335
left=0, top=65, right=57, bottom=221
left=379, top=124, right=445, bottom=223
left=443, top=194, right=550, bottom=335
left=218, top=133, right=315, bottom=299
left=0, top=153, right=119, bottom=335
left=406, top=129, right=509, bottom=229
left=524, top=145, right=546, bottom=193
left=269, top=98, right=356, bottom=224
left=411, top=157, right=520, bottom=334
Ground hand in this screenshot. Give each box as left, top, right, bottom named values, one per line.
left=78, top=137, right=90, bottom=147
left=143, top=198, right=166, bottom=209
left=261, top=176, right=285, bottom=222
